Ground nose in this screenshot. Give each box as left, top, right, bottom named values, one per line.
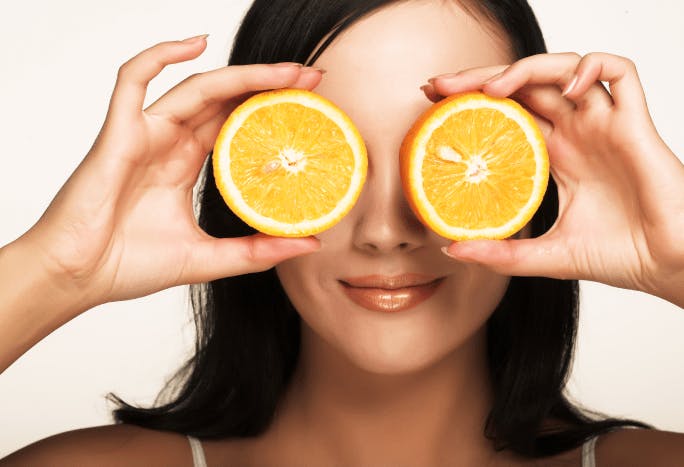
left=351, top=155, right=427, bottom=255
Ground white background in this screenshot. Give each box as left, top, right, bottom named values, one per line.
left=0, top=0, right=682, bottom=457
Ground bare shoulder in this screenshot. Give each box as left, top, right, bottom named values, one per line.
left=598, top=428, right=684, bottom=466
left=0, top=424, right=193, bottom=467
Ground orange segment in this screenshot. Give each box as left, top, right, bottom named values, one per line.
left=400, top=92, right=549, bottom=240
left=213, top=89, right=367, bottom=237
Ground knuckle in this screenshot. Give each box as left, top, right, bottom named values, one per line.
left=562, top=51, right=582, bottom=61
left=506, top=59, right=524, bottom=72
left=244, top=236, right=261, bottom=264
left=580, top=52, right=600, bottom=68
left=236, top=71, right=253, bottom=91
left=185, top=72, right=202, bottom=83
left=118, top=42, right=172, bottom=79
left=583, top=52, right=612, bottom=67
left=584, top=52, right=637, bottom=74
left=117, top=60, right=134, bottom=81
left=619, top=55, right=637, bottom=71
left=177, top=72, right=203, bottom=89
left=502, top=59, right=524, bottom=77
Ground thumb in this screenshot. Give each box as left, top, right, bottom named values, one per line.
left=442, top=237, right=570, bottom=278
left=188, top=233, right=321, bottom=283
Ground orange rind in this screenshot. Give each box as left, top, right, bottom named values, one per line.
left=400, top=91, right=549, bottom=240
left=213, top=89, right=367, bottom=237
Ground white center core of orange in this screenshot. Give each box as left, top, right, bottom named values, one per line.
left=465, top=154, right=489, bottom=183
left=278, top=147, right=307, bottom=174
left=437, top=145, right=489, bottom=183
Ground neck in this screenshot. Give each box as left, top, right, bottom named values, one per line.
left=268, top=323, right=497, bottom=466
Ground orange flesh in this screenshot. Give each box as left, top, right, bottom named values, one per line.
left=229, top=103, right=354, bottom=223
left=422, top=108, right=536, bottom=229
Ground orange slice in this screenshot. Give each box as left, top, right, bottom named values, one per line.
left=400, top=91, right=549, bottom=240
left=213, top=89, right=367, bottom=237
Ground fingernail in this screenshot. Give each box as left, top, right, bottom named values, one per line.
left=483, top=71, right=505, bottom=85
left=273, top=62, right=304, bottom=68
left=441, top=246, right=458, bottom=259
left=441, top=245, right=480, bottom=263
left=291, top=237, right=322, bottom=254
left=182, top=34, right=209, bottom=43
left=302, top=66, right=327, bottom=74
left=562, top=75, right=578, bottom=96
left=427, top=72, right=458, bottom=84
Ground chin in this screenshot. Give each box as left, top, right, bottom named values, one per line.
left=300, top=303, right=490, bottom=377
left=344, top=338, right=453, bottom=375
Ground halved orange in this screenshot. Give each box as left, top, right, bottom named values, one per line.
left=213, top=89, right=367, bottom=237
left=400, top=91, right=549, bottom=240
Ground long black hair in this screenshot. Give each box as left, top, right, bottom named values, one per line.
left=110, top=0, right=648, bottom=457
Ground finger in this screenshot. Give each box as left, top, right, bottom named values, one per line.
left=516, top=101, right=554, bottom=142
left=185, top=65, right=326, bottom=130
left=109, top=35, right=208, bottom=120
left=441, top=236, right=572, bottom=279
left=481, top=53, right=613, bottom=110
left=420, top=83, right=442, bottom=103
left=290, top=66, right=327, bottom=89
left=562, top=52, right=647, bottom=112
left=187, top=233, right=321, bottom=283
left=426, top=65, right=508, bottom=96
left=424, top=59, right=592, bottom=118
left=420, top=81, right=559, bottom=142
left=511, top=84, right=574, bottom=125
left=192, top=67, right=327, bottom=153
left=146, top=63, right=323, bottom=124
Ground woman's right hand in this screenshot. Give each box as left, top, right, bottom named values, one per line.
left=14, top=35, right=322, bottom=311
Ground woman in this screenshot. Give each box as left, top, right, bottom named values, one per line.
left=1, top=0, right=683, bottom=465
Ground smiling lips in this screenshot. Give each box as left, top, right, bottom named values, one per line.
left=339, top=274, right=445, bottom=313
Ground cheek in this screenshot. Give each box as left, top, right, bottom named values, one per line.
left=276, top=254, right=349, bottom=358
left=445, top=267, right=510, bottom=335
left=275, top=253, right=333, bottom=324
left=422, top=267, right=509, bottom=355
left=275, top=256, right=317, bottom=306
left=274, top=222, right=354, bottom=326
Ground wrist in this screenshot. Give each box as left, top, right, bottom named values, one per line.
left=0, top=236, right=93, bottom=372
left=645, top=262, right=684, bottom=309
left=657, top=271, right=684, bottom=309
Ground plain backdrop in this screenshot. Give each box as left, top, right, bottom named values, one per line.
left=1, top=0, right=683, bottom=457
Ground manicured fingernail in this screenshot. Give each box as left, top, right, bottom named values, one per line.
left=273, top=62, right=303, bottom=68
left=562, top=75, right=578, bottom=96
left=441, top=245, right=480, bottom=263
left=441, top=246, right=458, bottom=259
left=302, top=66, right=327, bottom=74
left=427, top=72, right=458, bottom=84
left=182, top=34, right=209, bottom=43
left=483, top=71, right=505, bottom=85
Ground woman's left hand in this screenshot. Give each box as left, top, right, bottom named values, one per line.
left=424, top=52, right=684, bottom=307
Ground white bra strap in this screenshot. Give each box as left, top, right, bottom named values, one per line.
left=187, top=435, right=208, bottom=467
left=581, top=435, right=598, bottom=467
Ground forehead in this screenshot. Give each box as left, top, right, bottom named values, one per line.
left=309, top=0, right=514, bottom=143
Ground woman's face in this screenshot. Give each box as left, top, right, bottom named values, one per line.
left=276, top=0, right=516, bottom=374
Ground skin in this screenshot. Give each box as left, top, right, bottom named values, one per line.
left=1, top=0, right=684, bottom=465
left=269, top=2, right=513, bottom=464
